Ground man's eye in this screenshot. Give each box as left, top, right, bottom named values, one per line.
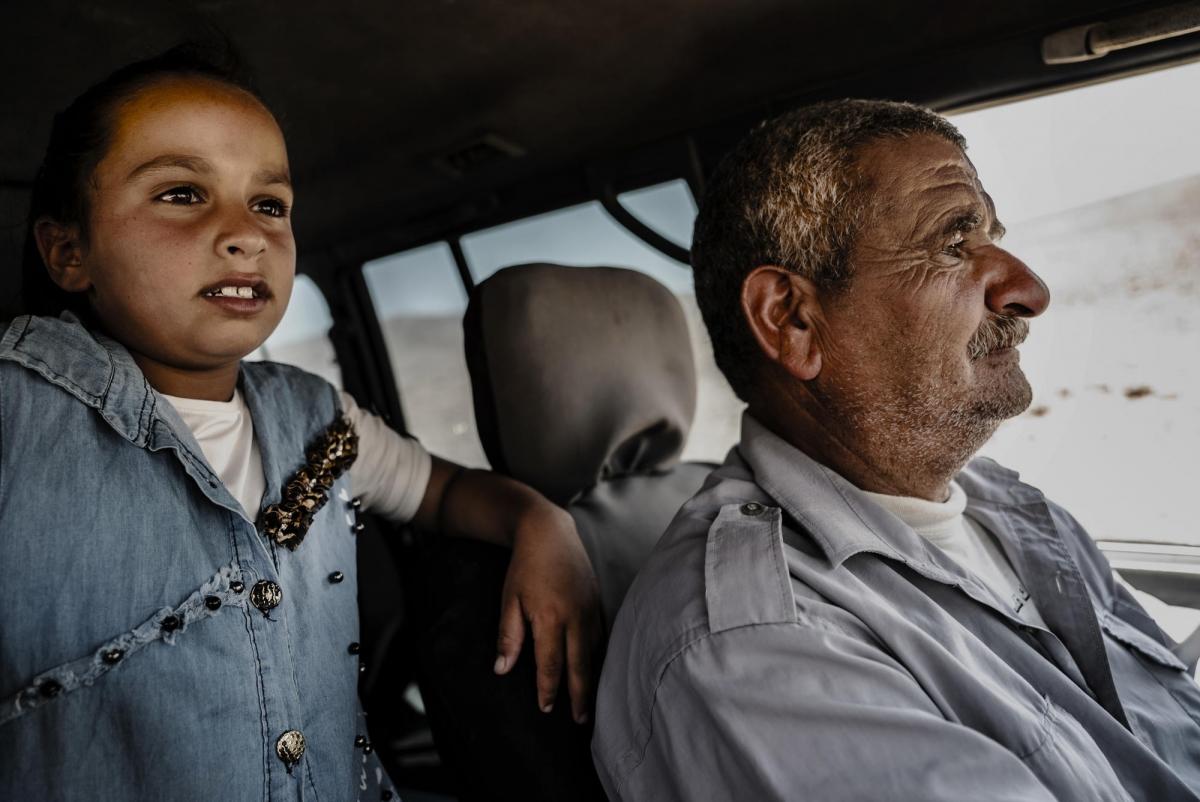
left=253, top=198, right=290, bottom=218
left=157, top=186, right=203, bottom=205
left=942, top=234, right=967, bottom=257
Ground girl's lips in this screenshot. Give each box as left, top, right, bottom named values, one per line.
left=199, top=276, right=271, bottom=299
left=202, top=293, right=269, bottom=315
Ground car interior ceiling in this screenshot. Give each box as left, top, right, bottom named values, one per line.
left=4, top=1, right=1200, bottom=316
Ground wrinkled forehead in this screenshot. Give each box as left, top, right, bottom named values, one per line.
left=855, top=133, right=992, bottom=224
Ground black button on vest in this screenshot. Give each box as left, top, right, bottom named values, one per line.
left=250, top=580, right=283, bottom=613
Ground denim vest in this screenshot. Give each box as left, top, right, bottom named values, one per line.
left=0, top=314, right=395, bottom=801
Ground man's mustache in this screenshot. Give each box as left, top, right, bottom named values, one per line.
left=968, top=315, right=1029, bottom=360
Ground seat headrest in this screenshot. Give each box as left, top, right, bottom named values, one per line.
left=464, top=263, right=697, bottom=505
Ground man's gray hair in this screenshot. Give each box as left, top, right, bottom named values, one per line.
left=691, top=99, right=966, bottom=403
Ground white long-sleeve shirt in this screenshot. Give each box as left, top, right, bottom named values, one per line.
left=162, top=390, right=432, bottom=523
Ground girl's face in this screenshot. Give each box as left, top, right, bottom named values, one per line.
left=78, top=76, right=295, bottom=372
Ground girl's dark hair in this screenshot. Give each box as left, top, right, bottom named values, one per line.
left=21, top=41, right=267, bottom=317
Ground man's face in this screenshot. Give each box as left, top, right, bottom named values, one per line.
left=813, top=133, right=1050, bottom=459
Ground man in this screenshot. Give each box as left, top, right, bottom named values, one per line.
left=592, top=100, right=1200, bottom=801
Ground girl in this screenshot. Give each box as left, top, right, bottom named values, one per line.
left=1, top=44, right=600, bottom=801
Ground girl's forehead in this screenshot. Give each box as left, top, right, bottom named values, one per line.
left=104, top=77, right=288, bottom=172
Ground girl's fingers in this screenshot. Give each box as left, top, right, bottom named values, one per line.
left=566, top=620, right=595, bottom=724
left=494, top=593, right=525, bottom=675
left=532, top=616, right=565, bottom=713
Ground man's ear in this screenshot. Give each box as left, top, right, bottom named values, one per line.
left=33, top=218, right=90, bottom=292
left=741, top=265, right=823, bottom=381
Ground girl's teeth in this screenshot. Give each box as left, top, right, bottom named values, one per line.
left=211, top=286, right=257, bottom=298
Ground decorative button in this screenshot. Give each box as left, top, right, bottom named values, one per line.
left=102, top=649, right=124, bottom=664
left=362, top=741, right=373, bottom=754
left=39, top=680, right=63, bottom=698
left=328, top=571, right=344, bottom=584
left=250, top=580, right=283, bottom=613
left=354, top=735, right=367, bottom=748
left=230, top=580, right=245, bottom=594
left=275, top=729, right=306, bottom=767
left=351, top=497, right=363, bottom=509
left=739, top=502, right=765, bottom=516
left=204, top=595, right=222, bottom=611
left=160, top=615, right=181, bottom=632
left=348, top=642, right=361, bottom=655
left=352, top=522, right=366, bottom=533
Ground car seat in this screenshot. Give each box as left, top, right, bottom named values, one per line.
left=412, top=263, right=715, bottom=801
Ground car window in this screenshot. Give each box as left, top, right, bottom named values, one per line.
left=462, top=179, right=744, bottom=463
left=360, top=244, right=482, bottom=465
left=362, top=242, right=486, bottom=467
left=247, top=274, right=343, bottom=390
left=951, top=60, right=1200, bottom=552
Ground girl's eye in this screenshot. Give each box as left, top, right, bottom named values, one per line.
left=157, top=186, right=204, bottom=205
left=253, top=198, right=291, bottom=218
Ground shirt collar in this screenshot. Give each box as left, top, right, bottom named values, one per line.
left=0, top=313, right=158, bottom=447
left=737, top=412, right=1045, bottom=573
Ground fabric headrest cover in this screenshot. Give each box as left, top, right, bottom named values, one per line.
left=465, top=263, right=697, bottom=505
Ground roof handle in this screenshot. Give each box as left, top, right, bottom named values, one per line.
left=1043, top=2, right=1200, bottom=64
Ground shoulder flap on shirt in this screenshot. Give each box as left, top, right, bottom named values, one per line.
left=704, top=502, right=795, bottom=633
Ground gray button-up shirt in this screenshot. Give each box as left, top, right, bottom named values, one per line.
left=593, top=414, right=1200, bottom=801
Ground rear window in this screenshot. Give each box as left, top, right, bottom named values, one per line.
left=362, top=243, right=482, bottom=466
left=365, top=180, right=745, bottom=467
left=247, top=275, right=343, bottom=389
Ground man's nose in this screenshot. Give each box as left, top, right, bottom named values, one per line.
left=983, top=246, right=1050, bottom=318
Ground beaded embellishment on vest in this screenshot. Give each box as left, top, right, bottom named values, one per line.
left=258, top=416, right=358, bottom=550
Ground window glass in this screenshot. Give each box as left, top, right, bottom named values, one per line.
left=619, top=178, right=696, bottom=249
left=949, top=61, right=1200, bottom=553
left=462, top=195, right=693, bottom=293
left=247, top=274, right=343, bottom=389
left=461, top=181, right=744, bottom=463
left=362, top=243, right=487, bottom=467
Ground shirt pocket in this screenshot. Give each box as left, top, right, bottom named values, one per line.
left=1099, top=610, right=1189, bottom=672
left=1098, top=608, right=1200, bottom=765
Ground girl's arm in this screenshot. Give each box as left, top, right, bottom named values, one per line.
left=412, top=456, right=603, bottom=724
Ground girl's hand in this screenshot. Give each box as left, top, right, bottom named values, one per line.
left=413, top=458, right=603, bottom=723
left=492, top=506, right=603, bottom=724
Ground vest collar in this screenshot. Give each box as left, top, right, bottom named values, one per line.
left=0, top=313, right=158, bottom=447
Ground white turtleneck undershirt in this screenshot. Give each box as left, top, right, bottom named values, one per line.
left=862, top=481, right=1047, bottom=628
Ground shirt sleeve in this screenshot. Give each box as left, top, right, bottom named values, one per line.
left=340, top=391, right=433, bottom=523
left=609, top=622, right=1057, bottom=802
